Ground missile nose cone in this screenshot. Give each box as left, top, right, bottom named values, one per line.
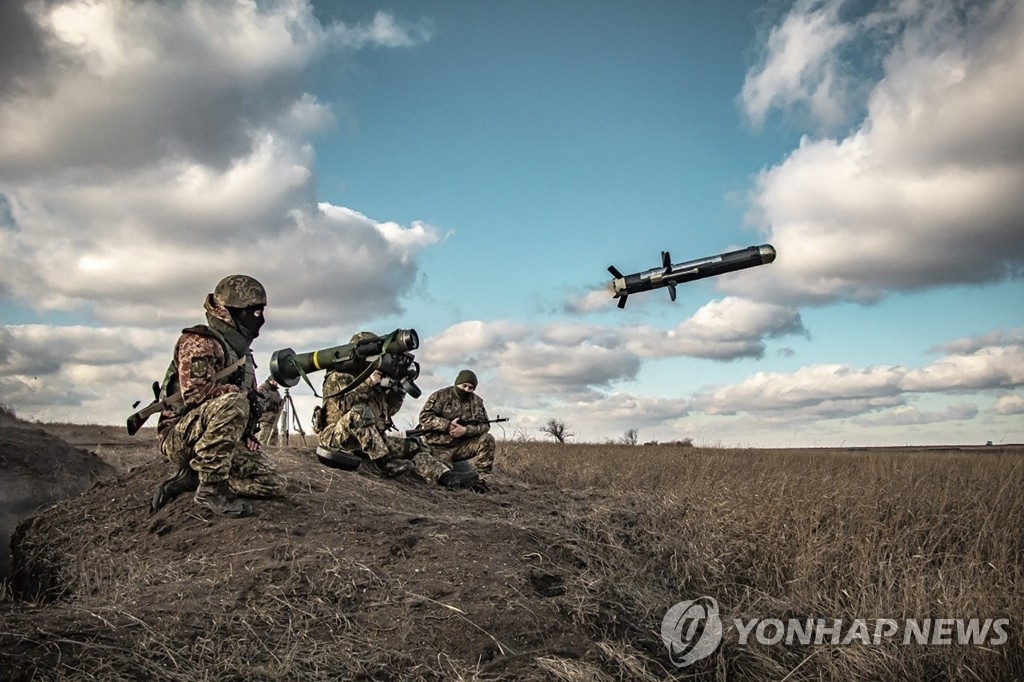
left=758, top=244, right=776, bottom=263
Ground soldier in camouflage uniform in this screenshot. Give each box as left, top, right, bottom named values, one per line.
left=417, top=369, right=497, bottom=473
left=317, top=332, right=480, bottom=489
left=149, top=275, right=287, bottom=518
left=255, top=377, right=284, bottom=446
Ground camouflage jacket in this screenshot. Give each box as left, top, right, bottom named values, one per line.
left=156, top=295, right=255, bottom=439
left=322, top=369, right=404, bottom=432
left=256, top=381, right=284, bottom=425
left=417, top=386, right=490, bottom=446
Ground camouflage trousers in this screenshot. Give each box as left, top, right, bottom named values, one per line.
left=320, top=405, right=449, bottom=483
left=160, top=392, right=287, bottom=497
left=427, top=432, right=496, bottom=472
left=256, top=418, right=279, bottom=446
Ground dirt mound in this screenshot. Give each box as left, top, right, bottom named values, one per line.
left=1, top=431, right=655, bottom=680
left=0, top=418, right=115, bottom=581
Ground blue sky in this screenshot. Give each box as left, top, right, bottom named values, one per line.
left=1, top=0, right=1022, bottom=446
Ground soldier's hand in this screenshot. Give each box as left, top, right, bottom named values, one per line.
left=449, top=419, right=467, bottom=438
left=244, top=436, right=261, bottom=452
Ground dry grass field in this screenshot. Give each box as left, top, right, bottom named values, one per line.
left=1, top=414, right=1022, bottom=680
left=502, top=441, right=1024, bottom=679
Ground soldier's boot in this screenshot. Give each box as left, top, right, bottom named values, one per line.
left=150, top=464, right=200, bottom=514
left=438, top=469, right=480, bottom=490
left=376, top=456, right=415, bottom=478
left=194, top=481, right=254, bottom=518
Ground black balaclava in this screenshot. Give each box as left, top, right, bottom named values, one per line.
left=228, top=305, right=266, bottom=340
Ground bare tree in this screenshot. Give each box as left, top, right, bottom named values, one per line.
left=622, top=428, right=638, bottom=446
left=540, top=418, right=574, bottom=444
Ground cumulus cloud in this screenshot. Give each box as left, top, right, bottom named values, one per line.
left=625, top=297, right=806, bottom=360
left=741, top=0, right=854, bottom=131
left=734, top=0, right=1024, bottom=304
left=850, top=403, right=979, bottom=427
left=0, top=0, right=436, bottom=329
left=992, top=394, right=1024, bottom=416
left=693, top=330, right=1024, bottom=418
left=418, top=299, right=804, bottom=398
left=0, top=324, right=168, bottom=422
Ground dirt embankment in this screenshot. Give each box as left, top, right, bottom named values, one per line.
left=0, top=416, right=115, bottom=582
left=0, top=420, right=652, bottom=680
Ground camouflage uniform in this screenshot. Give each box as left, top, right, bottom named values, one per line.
left=318, top=368, right=450, bottom=483
left=157, top=292, right=286, bottom=498
left=417, top=384, right=497, bottom=472
left=255, top=379, right=284, bottom=446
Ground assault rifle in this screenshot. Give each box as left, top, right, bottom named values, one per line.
left=126, top=355, right=246, bottom=435
left=406, top=416, right=509, bottom=438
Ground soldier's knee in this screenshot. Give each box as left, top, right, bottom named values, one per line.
left=208, top=392, right=251, bottom=426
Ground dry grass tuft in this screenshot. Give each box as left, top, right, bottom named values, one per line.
left=502, top=442, right=1024, bottom=680
left=2, top=430, right=1022, bottom=680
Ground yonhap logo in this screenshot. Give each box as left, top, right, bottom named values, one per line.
left=661, top=596, right=724, bottom=667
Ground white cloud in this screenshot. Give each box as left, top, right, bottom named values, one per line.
left=692, top=330, right=1024, bottom=419
left=626, top=297, right=806, bottom=360
left=421, top=320, right=532, bottom=366
left=0, top=0, right=439, bottom=329
left=697, top=363, right=906, bottom=415
left=852, top=403, right=979, bottom=427
left=417, top=302, right=805, bottom=399
left=734, top=0, right=1024, bottom=305
left=992, top=394, right=1024, bottom=416
left=902, top=345, right=1024, bottom=392
left=741, top=0, right=853, bottom=131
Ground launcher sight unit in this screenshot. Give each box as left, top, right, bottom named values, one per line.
left=270, top=328, right=422, bottom=398
left=608, top=244, right=776, bottom=308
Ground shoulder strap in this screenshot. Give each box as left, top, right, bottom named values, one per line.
left=126, top=355, right=247, bottom=435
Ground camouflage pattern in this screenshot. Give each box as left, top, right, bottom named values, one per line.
left=156, top=281, right=284, bottom=497
left=160, top=392, right=286, bottom=496
left=417, top=385, right=497, bottom=471
left=255, top=379, right=284, bottom=445
left=319, top=368, right=450, bottom=483
left=157, top=295, right=256, bottom=438
left=214, top=274, right=267, bottom=308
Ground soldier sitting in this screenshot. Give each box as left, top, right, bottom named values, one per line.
left=315, top=332, right=480, bottom=489
left=416, top=370, right=497, bottom=474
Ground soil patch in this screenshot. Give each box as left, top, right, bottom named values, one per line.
left=1, top=423, right=651, bottom=680
left=0, top=419, right=115, bottom=581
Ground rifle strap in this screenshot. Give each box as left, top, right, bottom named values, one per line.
left=157, top=355, right=248, bottom=411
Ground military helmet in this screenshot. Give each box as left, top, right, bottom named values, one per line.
left=214, top=274, right=267, bottom=308
left=349, top=331, right=378, bottom=344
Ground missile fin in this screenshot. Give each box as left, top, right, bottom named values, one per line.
left=608, top=265, right=624, bottom=279
left=667, top=282, right=677, bottom=302
left=617, top=294, right=628, bottom=309
left=661, top=251, right=671, bottom=272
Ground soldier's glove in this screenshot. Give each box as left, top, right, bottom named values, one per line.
left=244, top=390, right=264, bottom=443
left=246, top=389, right=264, bottom=422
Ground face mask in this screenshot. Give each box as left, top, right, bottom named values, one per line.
left=230, top=305, right=265, bottom=339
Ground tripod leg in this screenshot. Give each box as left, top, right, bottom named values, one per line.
left=286, top=393, right=307, bottom=447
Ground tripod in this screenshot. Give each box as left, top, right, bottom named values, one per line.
left=276, top=389, right=308, bottom=446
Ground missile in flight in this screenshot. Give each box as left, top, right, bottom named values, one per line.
left=608, top=244, right=776, bottom=308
